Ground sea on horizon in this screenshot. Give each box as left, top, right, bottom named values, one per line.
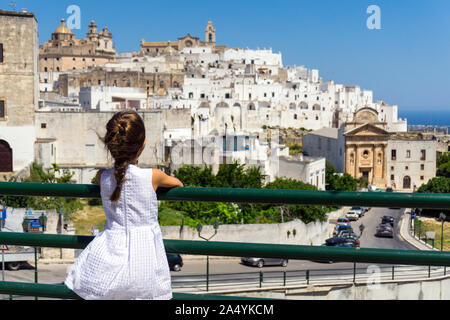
left=399, top=109, right=450, bottom=126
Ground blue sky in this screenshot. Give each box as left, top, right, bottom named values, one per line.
left=3, top=0, right=450, bottom=111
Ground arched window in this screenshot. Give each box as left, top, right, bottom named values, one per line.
left=0, top=140, right=13, bottom=172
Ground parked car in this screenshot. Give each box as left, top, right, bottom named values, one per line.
left=167, top=254, right=183, bottom=272
left=346, top=207, right=363, bottom=220
left=382, top=216, right=395, bottom=226
left=241, top=257, right=288, bottom=268
left=376, top=224, right=394, bottom=238
left=337, top=217, right=350, bottom=226
left=338, top=231, right=359, bottom=241
left=368, top=184, right=378, bottom=192
left=385, top=187, right=394, bottom=192
left=325, top=236, right=360, bottom=248
left=334, top=224, right=353, bottom=236
left=312, top=236, right=360, bottom=263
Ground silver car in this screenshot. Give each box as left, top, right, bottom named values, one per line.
left=241, top=257, right=288, bottom=268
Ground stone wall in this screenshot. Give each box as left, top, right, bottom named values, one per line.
left=161, top=208, right=346, bottom=259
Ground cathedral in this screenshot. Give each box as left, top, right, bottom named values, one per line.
left=39, top=19, right=116, bottom=72
left=139, top=21, right=227, bottom=56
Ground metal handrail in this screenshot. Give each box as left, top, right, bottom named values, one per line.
left=0, top=281, right=268, bottom=300
left=1, top=182, right=450, bottom=300
left=0, top=232, right=450, bottom=267
left=1, top=182, right=450, bottom=209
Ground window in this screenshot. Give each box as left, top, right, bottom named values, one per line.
left=420, top=176, right=424, bottom=180
left=0, top=100, right=5, bottom=119
left=41, top=123, right=47, bottom=129
left=391, top=166, right=394, bottom=171
left=421, top=149, right=426, bottom=160
left=391, top=149, right=397, bottom=160
left=294, top=114, right=297, bottom=120
left=272, top=92, right=275, bottom=98
left=405, top=166, right=409, bottom=170
left=421, top=164, right=425, bottom=171
left=406, top=150, right=411, bottom=158
left=391, top=175, right=395, bottom=181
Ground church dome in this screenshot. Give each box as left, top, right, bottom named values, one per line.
left=54, top=19, right=73, bottom=34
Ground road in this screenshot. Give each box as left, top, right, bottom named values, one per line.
left=169, top=207, right=420, bottom=289
left=0, top=207, right=420, bottom=297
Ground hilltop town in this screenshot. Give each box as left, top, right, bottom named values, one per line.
left=1, top=10, right=449, bottom=192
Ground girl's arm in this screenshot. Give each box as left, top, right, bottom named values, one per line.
left=152, top=169, right=184, bottom=192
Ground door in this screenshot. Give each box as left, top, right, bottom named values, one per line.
left=362, top=170, right=369, bottom=182
left=0, top=140, right=12, bottom=172
left=403, top=176, right=411, bottom=189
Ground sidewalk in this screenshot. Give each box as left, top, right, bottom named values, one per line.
left=398, top=209, right=439, bottom=251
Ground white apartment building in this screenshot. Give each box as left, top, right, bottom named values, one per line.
left=79, top=86, right=148, bottom=111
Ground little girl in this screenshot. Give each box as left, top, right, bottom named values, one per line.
left=65, top=110, right=183, bottom=300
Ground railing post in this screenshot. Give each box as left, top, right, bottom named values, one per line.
left=206, top=255, right=209, bottom=292
left=392, top=266, right=395, bottom=280
left=428, top=266, right=431, bottom=278
left=353, top=262, right=356, bottom=283
left=259, top=271, right=263, bottom=288
left=34, top=247, right=38, bottom=301
left=283, top=271, right=286, bottom=287
left=306, top=270, right=310, bottom=285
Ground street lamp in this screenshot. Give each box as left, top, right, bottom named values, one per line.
left=440, top=212, right=447, bottom=252
left=358, top=224, right=365, bottom=239
left=196, top=219, right=219, bottom=292
left=22, top=219, right=30, bottom=233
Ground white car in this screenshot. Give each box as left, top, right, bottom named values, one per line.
left=346, top=207, right=363, bottom=221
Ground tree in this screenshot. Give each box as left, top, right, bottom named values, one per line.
left=169, top=162, right=267, bottom=225
left=264, top=178, right=331, bottom=224
left=437, top=152, right=450, bottom=178
left=325, top=161, right=358, bottom=191
left=416, top=176, right=450, bottom=217
left=0, top=163, right=84, bottom=221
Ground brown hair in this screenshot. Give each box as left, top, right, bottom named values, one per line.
left=103, top=111, right=146, bottom=202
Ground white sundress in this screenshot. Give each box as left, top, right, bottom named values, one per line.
left=65, top=165, right=172, bottom=300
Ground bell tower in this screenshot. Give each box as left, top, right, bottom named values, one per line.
left=205, top=20, right=216, bottom=44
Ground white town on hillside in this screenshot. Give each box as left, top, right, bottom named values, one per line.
left=1, top=11, right=449, bottom=192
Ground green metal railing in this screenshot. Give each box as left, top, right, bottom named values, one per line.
left=0, top=182, right=450, bottom=300
left=1, top=182, right=450, bottom=209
